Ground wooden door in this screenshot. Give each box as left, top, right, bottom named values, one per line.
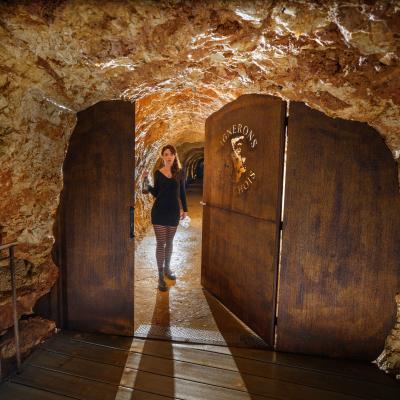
left=277, top=102, right=400, bottom=359
left=201, top=94, right=286, bottom=345
left=54, top=100, right=135, bottom=335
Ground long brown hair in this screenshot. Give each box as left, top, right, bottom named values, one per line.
left=157, top=144, right=182, bottom=179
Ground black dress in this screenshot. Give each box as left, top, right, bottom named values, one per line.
left=148, top=169, right=188, bottom=227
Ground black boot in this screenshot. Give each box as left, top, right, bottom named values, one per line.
left=164, top=265, right=176, bottom=280
left=158, top=270, right=168, bottom=291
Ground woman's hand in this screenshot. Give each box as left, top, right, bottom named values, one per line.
left=180, top=211, right=188, bottom=219
left=143, top=170, right=149, bottom=178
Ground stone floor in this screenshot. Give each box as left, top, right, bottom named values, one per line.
left=134, top=183, right=267, bottom=347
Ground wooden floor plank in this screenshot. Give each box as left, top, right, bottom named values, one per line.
left=42, top=333, right=400, bottom=400
left=3, top=330, right=398, bottom=400
left=0, top=381, right=74, bottom=400
left=26, top=346, right=374, bottom=400
left=14, top=362, right=270, bottom=400
left=63, top=330, right=399, bottom=387
left=11, top=365, right=175, bottom=400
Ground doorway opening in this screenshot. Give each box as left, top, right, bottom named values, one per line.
left=133, top=140, right=268, bottom=348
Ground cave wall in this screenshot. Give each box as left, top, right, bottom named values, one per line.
left=0, top=0, right=399, bottom=374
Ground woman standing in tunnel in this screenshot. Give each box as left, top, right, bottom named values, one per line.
left=143, top=144, right=189, bottom=291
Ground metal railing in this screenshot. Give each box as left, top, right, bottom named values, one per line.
left=0, top=241, right=21, bottom=378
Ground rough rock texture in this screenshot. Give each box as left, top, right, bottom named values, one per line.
left=0, top=0, right=399, bottom=374
left=0, top=259, right=58, bottom=332
left=374, top=294, right=400, bottom=379
left=0, top=315, right=56, bottom=378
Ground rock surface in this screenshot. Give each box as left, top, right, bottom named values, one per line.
left=0, top=259, right=58, bottom=331
left=0, top=0, right=399, bottom=376
left=374, top=294, right=400, bottom=379
left=0, top=315, right=56, bottom=378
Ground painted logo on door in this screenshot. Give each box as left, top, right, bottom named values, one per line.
left=220, top=123, right=257, bottom=194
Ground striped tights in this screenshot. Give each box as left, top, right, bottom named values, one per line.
left=153, top=224, right=178, bottom=272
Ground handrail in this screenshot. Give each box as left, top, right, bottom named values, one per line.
left=0, top=241, right=21, bottom=379
left=0, top=242, right=18, bottom=251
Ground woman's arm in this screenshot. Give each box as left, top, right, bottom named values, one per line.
left=179, top=172, right=188, bottom=212
left=148, top=171, right=159, bottom=197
